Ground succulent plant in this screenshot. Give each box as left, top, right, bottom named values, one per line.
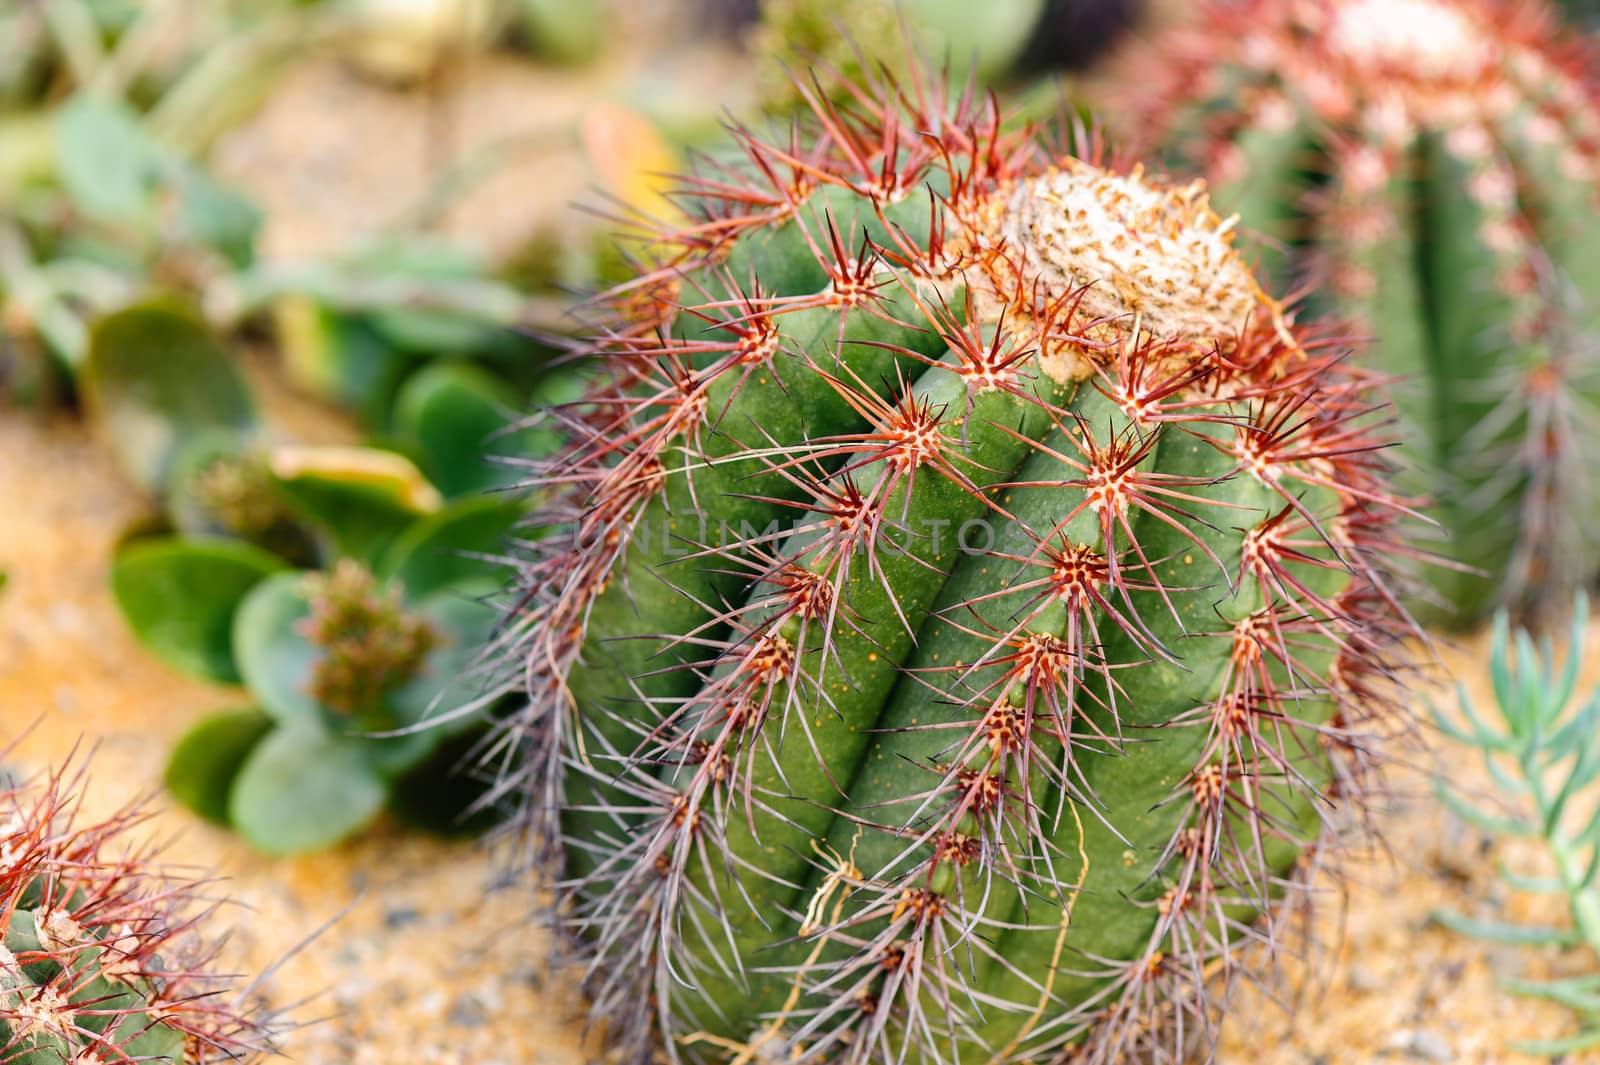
left=487, top=60, right=1418, bottom=1064
left=90, top=295, right=580, bottom=856
left=0, top=761, right=274, bottom=1062
left=259, top=236, right=557, bottom=436
left=112, top=444, right=517, bottom=854
left=0, top=1, right=557, bottom=412
left=1432, top=595, right=1600, bottom=1057
left=1119, top=0, right=1600, bottom=627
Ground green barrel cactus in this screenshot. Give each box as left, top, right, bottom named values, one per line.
left=1121, top=0, right=1600, bottom=626
left=0, top=764, right=273, bottom=1062
left=490, top=60, right=1417, bottom=1064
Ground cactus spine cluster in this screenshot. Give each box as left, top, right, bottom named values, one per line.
left=492, top=63, right=1416, bottom=1064
left=0, top=764, right=270, bottom=1063
left=1124, top=0, right=1600, bottom=626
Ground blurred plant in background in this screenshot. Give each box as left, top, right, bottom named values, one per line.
left=107, top=422, right=534, bottom=853
left=717, top=0, right=1143, bottom=112
left=1119, top=0, right=1600, bottom=629
left=88, top=299, right=583, bottom=852
left=1433, top=597, right=1600, bottom=1057
left=0, top=0, right=605, bottom=413
left=0, top=0, right=301, bottom=401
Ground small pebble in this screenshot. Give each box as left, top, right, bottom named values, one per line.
left=1385, top=1028, right=1452, bottom=1062
left=1347, top=965, right=1380, bottom=992
left=447, top=994, right=489, bottom=1028
left=384, top=906, right=422, bottom=929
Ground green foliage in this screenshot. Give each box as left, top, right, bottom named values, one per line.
left=82, top=302, right=257, bottom=491
left=267, top=446, right=443, bottom=562
left=95, top=347, right=551, bottom=852
left=113, top=465, right=513, bottom=852
left=0, top=3, right=293, bottom=383
left=153, top=549, right=502, bottom=853
left=749, top=0, right=1043, bottom=109
left=1434, top=596, right=1600, bottom=1056
left=111, top=537, right=287, bottom=684
left=0, top=1, right=566, bottom=425
left=391, top=363, right=520, bottom=497
left=165, top=706, right=278, bottom=825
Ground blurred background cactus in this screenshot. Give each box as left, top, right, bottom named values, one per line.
left=1117, top=0, right=1600, bottom=628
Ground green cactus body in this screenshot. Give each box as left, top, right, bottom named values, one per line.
left=1125, top=0, right=1600, bottom=626
left=0, top=768, right=270, bottom=1063
left=496, top=67, right=1414, bottom=1064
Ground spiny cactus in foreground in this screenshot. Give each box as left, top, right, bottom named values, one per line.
left=487, top=62, right=1419, bottom=1065
left=1121, top=0, right=1600, bottom=627
left=0, top=762, right=273, bottom=1062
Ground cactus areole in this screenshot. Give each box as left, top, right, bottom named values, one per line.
left=496, top=65, right=1416, bottom=1064
left=1124, top=0, right=1600, bottom=626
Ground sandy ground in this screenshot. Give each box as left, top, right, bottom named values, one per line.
left=2, top=390, right=1597, bottom=1064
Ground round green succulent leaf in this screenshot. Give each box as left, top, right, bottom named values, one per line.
left=54, top=95, right=163, bottom=229
left=378, top=495, right=523, bottom=599
left=228, top=723, right=388, bottom=854
left=232, top=570, right=322, bottom=725
left=388, top=582, right=499, bottom=735
left=391, top=361, right=522, bottom=497
left=165, top=707, right=276, bottom=827
left=82, top=302, right=257, bottom=492
left=111, top=536, right=287, bottom=683
left=268, top=444, right=443, bottom=563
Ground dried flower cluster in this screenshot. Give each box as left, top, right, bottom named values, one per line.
left=300, top=560, right=438, bottom=716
